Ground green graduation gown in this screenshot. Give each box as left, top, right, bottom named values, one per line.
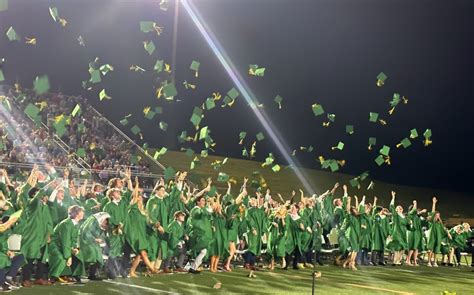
left=209, top=213, right=227, bottom=257
left=79, top=214, right=107, bottom=265
left=427, top=213, right=446, bottom=253
left=103, top=198, right=128, bottom=258
left=49, top=218, right=83, bottom=277
left=125, top=203, right=150, bottom=254
left=387, top=202, right=408, bottom=251
left=163, top=220, right=185, bottom=260
left=246, top=207, right=265, bottom=256
left=146, top=195, right=169, bottom=261
left=407, top=209, right=423, bottom=251
left=188, top=206, right=213, bottom=254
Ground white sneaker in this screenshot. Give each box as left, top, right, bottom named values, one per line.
left=427, top=263, right=432, bottom=267
left=432, top=263, right=438, bottom=267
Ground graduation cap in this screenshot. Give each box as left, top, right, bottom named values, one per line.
left=144, top=109, right=156, bottom=120
left=190, top=60, right=200, bottom=77
left=346, top=125, right=354, bottom=135
left=76, top=147, right=86, bottom=158
left=368, top=137, right=376, bottom=150
left=248, top=64, right=265, bottom=77
left=369, top=112, right=379, bottom=123
left=410, top=128, right=419, bottom=139
left=205, top=97, right=216, bottom=110
left=99, top=64, right=114, bottom=76
left=154, top=59, right=164, bottom=73
left=200, top=149, right=208, bottom=158
left=140, top=21, right=156, bottom=33
left=89, top=70, right=101, bottom=84
left=53, top=121, right=67, bottom=138
left=271, top=164, right=281, bottom=172
left=312, top=103, right=324, bottom=117
left=217, top=172, right=229, bottom=182
left=99, top=89, right=111, bottom=101
left=374, top=155, right=385, bottom=166
left=332, top=141, right=344, bottom=151
left=199, top=126, right=209, bottom=140
left=159, top=121, right=168, bottom=131
left=0, top=0, right=8, bottom=12
left=130, top=125, right=141, bottom=135
left=155, top=106, right=163, bottom=114
left=71, top=104, right=81, bottom=117
left=379, top=145, right=390, bottom=156
left=162, top=82, right=177, bottom=98
left=184, top=148, right=194, bottom=158
left=271, top=95, right=283, bottom=109
left=5, top=26, right=19, bottom=41
left=349, top=178, right=359, bottom=188
left=143, top=40, right=156, bottom=55
left=255, top=132, right=265, bottom=141
left=120, top=114, right=131, bottom=126
left=153, top=147, right=167, bottom=159
left=396, top=138, right=411, bottom=148
left=323, top=113, right=336, bottom=127
left=159, top=0, right=169, bottom=11
left=423, top=129, right=432, bottom=146
left=190, top=107, right=203, bottom=127
left=24, top=103, right=41, bottom=119
left=49, top=6, right=59, bottom=22
left=177, top=131, right=188, bottom=143
left=77, top=35, right=85, bottom=46
left=376, top=72, right=387, bottom=87
left=33, top=75, right=50, bottom=95
left=163, top=167, right=176, bottom=181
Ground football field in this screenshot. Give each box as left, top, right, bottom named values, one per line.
left=11, top=265, right=472, bottom=295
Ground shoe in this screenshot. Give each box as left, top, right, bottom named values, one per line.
left=296, top=263, right=305, bottom=270
left=21, top=281, right=32, bottom=288
left=448, top=263, right=454, bottom=267
left=432, top=263, right=438, bottom=267
left=174, top=267, right=187, bottom=273
left=88, top=276, right=103, bottom=281
left=163, top=268, right=173, bottom=274
left=34, top=279, right=51, bottom=286
left=4, top=281, right=19, bottom=290
left=378, top=262, right=386, bottom=266
left=305, top=263, right=314, bottom=268
left=1, top=284, right=12, bottom=292
left=188, top=268, right=201, bottom=274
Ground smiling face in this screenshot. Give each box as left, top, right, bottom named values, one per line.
left=396, top=205, right=403, bottom=214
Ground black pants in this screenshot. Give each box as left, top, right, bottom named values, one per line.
left=0, top=254, right=24, bottom=285
left=87, top=263, right=100, bottom=278
left=285, top=248, right=303, bottom=269
left=244, top=252, right=256, bottom=266
left=22, top=247, right=48, bottom=281
left=371, top=250, right=384, bottom=264
left=121, top=242, right=132, bottom=275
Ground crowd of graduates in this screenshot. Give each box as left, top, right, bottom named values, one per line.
left=0, top=164, right=473, bottom=292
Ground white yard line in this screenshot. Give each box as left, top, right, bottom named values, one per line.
left=345, top=283, right=415, bottom=295
left=103, top=280, right=181, bottom=295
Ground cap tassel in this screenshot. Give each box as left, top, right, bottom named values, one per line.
left=376, top=79, right=384, bottom=87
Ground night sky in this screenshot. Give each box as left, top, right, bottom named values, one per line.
left=1, top=0, right=473, bottom=193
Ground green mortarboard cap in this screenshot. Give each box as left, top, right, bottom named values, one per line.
left=77, top=122, right=86, bottom=133
left=400, top=138, right=411, bottom=148
left=346, top=125, right=354, bottom=134
left=185, top=148, right=194, bottom=158
left=199, top=126, right=209, bottom=140
left=71, top=104, right=81, bottom=117
left=307, top=146, right=314, bottom=152
left=349, top=178, right=359, bottom=188
left=130, top=125, right=141, bottom=135
left=0, top=0, right=8, bottom=12
left=120, top=118, right=129, bottom=126
left=190, top=60, right=200, bottom=72
left=144, top=40, right=156, bottom=55
left=242, top=147, right=248, bottom=157
left=154, top=60, right=164, bottom=73
left=256, top=132, right=265, bottom=141
left=374, top=155, right=384, bottom=166
left=99, top=89, right=111, bottom=101
left=89, top=70, right=101, bottom=84
left=53, top=121, right=66, bottom=138
left=254, top=68, right=265, bottom=77
left=369, top=112, right=379, bottom=122
left=223, top=96, right=233, bottom=105
left=227, top=87, right=239, bottom=99
left=239, top=131, right=247, bottom=140
left=272, top=164, right=281, bottom=172
left=155, top=106, right=163, bottom=114
left=33, top=75, right=50, bottom=95
left=312, top=103, right=325, bottom=117
left=49, top=6, right=59, bottom=22
left=200, top=149, right=208, bottom=158
left=153, top=147, right=167, bottom=159
left=377, top=72, right=387, bottom=82
left=0, top=69, right=4, bottom=82
left=369, top=137, right=376, bottom=145
left=163, top=166, right=176, bottom=181
left=163, top=83, right=177, bottom=98
left=274, top=95, right=283, bottom=104
left=159, top=121, right=168, bottom=131
left=359, top=171, right=369, bottom=181
left=24, top=103, right=40, bottom=119
left=76, top=147, right=86, bottom=158
left=5, top=26, right=19, bottom=41
left=144, top=110, right=156, bottom=120
left=205, top=98, right=215, bottom=110
left=423, top=129, right=432, bottom=138
left=410, top=128, right=418, bottom=139
left=177, top=131, right=187, bottom=143
left=140, top=21, right=155, bottom=33
left=190, top=107, right=203, bottom=123
left=327, top=113, right=336, bottom=122
left=329, top=161, right=339, bottom=172
left=336, top=141, right=344, bottom=150
left=379, top=145, right=390, bottom=156
left=142, top=142, right=149, bottom=150
left=217, top=172, right=229, bottom=182
left=99, top=64, right=114, bottom=76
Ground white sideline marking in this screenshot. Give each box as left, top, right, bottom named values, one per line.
left=346, top=283, right=415, bottom=295
left=103, top=280, right=181, bottom=294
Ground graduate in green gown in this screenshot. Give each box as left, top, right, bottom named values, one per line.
left=358, top=196, right=373, bottom=266
left=48, top=205, right=85, bottom=283
left=370, top=197, right=389, bottom=266
left=0, top=212, right=23, bottom=289
left=79, top=212, right=110, bottom=280
left=387, top=191, right=409, bottom=265
left=406, top=200, right=427, bottom=266
left=448, top=223, right=471, bottom=266
left=209, top=196, right=227, bottom=272
left=426, top=197, right=450, bottom=267
left=127, top=177, right=157, bottom=277
left=267, top=205, right=287, bottom=270
left=341, top=196, right=361, bottom=270
left=145, top=179, right=170, bottom=270
left=162, top=211, right=188, bottom=273
left=20, top=167, right=54, bottom=286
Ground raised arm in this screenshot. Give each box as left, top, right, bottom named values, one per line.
left=431, top=196, right=437, bottom=213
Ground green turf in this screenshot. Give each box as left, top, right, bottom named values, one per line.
left=12, top=265, right=472, bottom=294
left=149, top=151, right=474, bottom=221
